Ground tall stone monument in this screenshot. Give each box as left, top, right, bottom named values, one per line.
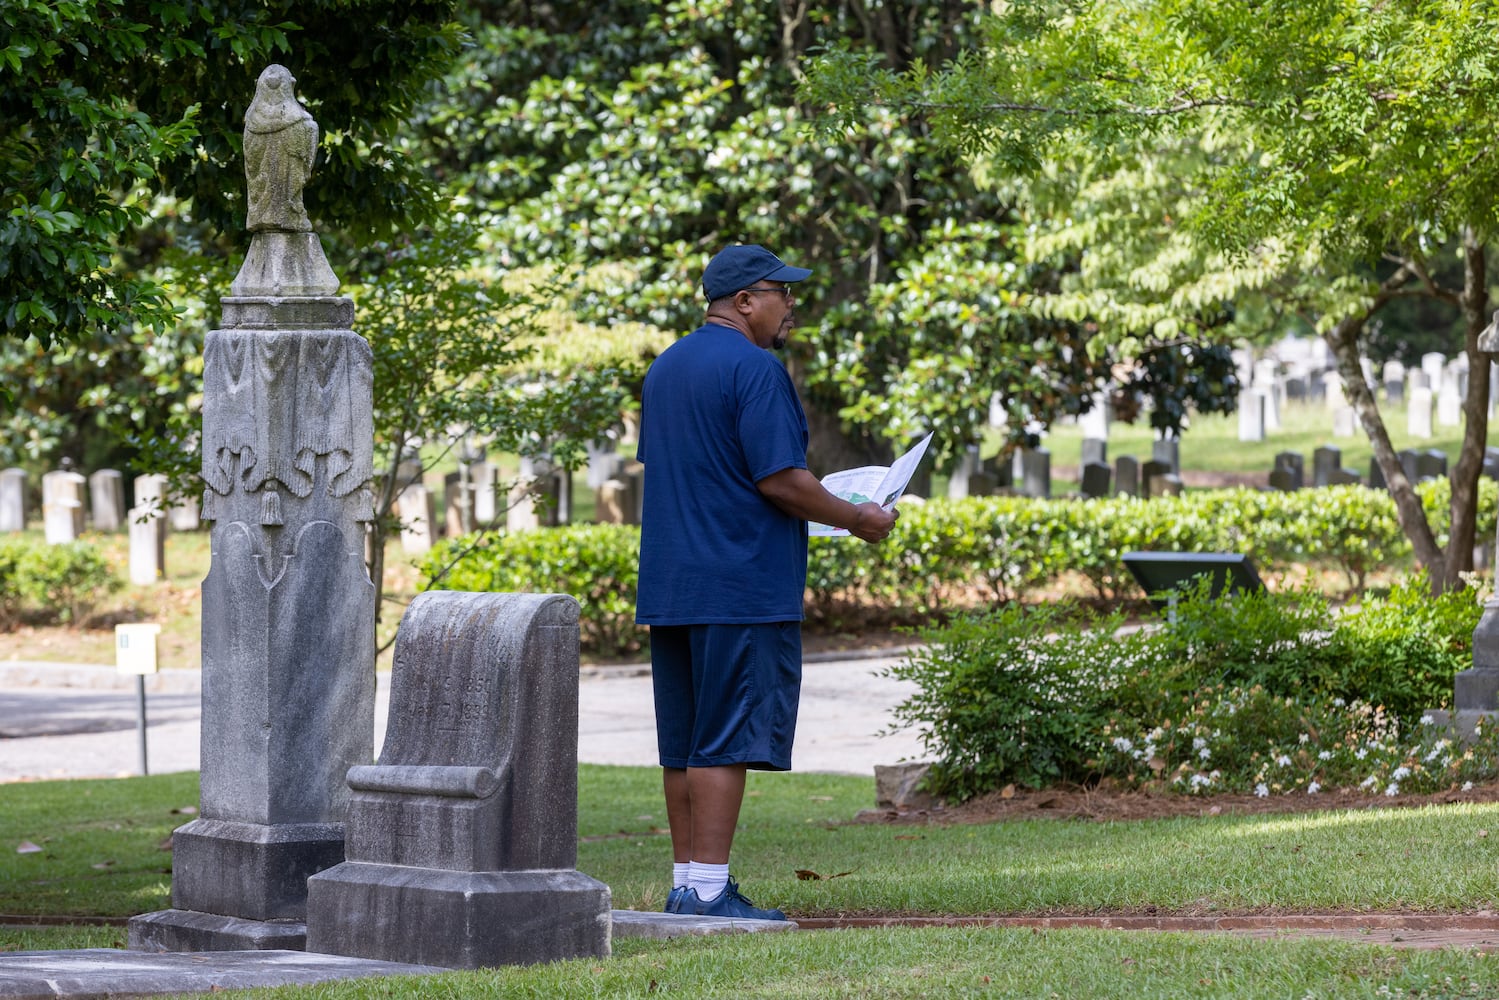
left=130, top=64, right=375, bottom=953
left=306, top=592, right=612, bottom=968
left=1437, top=314, right=1499, bottom=736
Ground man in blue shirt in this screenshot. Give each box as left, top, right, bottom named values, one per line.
left=636, top=244, right=898, bottom=920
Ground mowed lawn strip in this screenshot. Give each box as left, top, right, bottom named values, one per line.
left=7, top=767, right=1499, bottom=998
left=4, top=767, right=1498, bottom=924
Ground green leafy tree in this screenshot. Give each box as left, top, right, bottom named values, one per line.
left=354, top=226, right=637, bottom=635
left=425, top=0, right=1208, bottom=475
left=805, top=0, right=1499, bottom=591
left=1, top=0, right=464, bottom=356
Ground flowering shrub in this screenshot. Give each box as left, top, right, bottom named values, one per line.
left=886, top=601, right=1162, bottom=800
left=894, top=574, right=1488, bottom=800
left=1098, top=686, right=1499, bottom=797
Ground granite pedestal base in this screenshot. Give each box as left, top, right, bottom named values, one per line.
left=128, top=818, right=346, bottom=953
left=1420, top=709, right=1498, bottom=742
left=127, top=910, right=308, bottom=953
left=1455, top=666, right=1499, bottom=712
left=306, top=863, right=612, bottom=969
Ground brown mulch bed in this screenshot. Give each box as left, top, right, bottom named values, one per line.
left=858, top=781, right=1499, bottom=826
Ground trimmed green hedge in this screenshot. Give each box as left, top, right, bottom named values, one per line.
left=422, top=481, right=1497, bottom=657
left=0, top=537, right=121, bottom=627
left=429, top=526, right=642, bottom=659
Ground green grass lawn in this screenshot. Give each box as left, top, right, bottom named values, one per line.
left=6, top=767, right=1499, bottom=996
left=9, top=769, right=1499, bottom=923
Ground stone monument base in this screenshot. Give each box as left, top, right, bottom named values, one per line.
left=306, top=863, right=612, bottom=969
left=128, top=909, right=308, bottom=953
left=168, top=818, right=346, bottom=921
left=1420, top=709, right=1499, bottom=742
left=128, top=818, right=346, bottom=953
left=1454, top=665, right=1499, bottom=712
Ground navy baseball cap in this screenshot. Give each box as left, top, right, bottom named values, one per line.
left=701, top=244, right=812, bottom=301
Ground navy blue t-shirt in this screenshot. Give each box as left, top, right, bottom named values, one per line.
left=635, top=323, right=810, bottom=625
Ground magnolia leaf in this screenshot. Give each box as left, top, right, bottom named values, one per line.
left=795, top=867, right=858, bottom=881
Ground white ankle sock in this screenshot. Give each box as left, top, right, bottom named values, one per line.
left=672, top=862, right=690, bottom=889
left=688, top=861, right=730, bottom=901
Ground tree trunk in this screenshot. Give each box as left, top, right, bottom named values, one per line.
left=1444, top=233, right=1493, bottom=592
left=1324, top=314, right=1444, bottom=576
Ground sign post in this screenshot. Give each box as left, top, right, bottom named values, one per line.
left=115, top=623, right=162, bottom=776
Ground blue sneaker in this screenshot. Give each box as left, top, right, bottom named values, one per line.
left=683, top=876, right=786, bottom=921
left=663, top=885, right=689, bottom=914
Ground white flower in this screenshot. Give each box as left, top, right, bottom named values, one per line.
left=1361, top=775, right=1379, bottom=789
left=1307, top=781, right=1321, bottom=795
left=1112, top=737, right=1134, bottom=754
left=1420, top=714, right=1435, bottom=726
left=1317, top=750, right=1333, bottom=761
left=1332, top=697, right=1346, bottom=707
left=1463, top=781, right=1475, bottom=792
left=1392, top=766, right=1411, bottom=781
left=1276, top=755, right=1292, bottom=768
left=1199, top=747, right=1211, bottom=761
left=1192, top=737, right=1208, bottom=751
left=1254, top=783, right=1269, bottom=798
left=1355, top=748, right=1368, bottom=760
left=1385, top=782, right=1400, bottom=797
left=1298, top=733, right=1310, bottom=744
left=1190, top=773, right=1213, bottom=789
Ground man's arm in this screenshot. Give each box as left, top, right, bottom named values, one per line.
left=755, top=467, right=898, bottom=543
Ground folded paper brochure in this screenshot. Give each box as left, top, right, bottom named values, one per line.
left=809, top=431, right=933, bottom=537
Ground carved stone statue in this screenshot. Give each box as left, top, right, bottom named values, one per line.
left=229, top=63, right=338, bottom=298
left=244, top=64, right=317, bottom=233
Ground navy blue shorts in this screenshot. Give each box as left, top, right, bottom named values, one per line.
left=650, top=622, right=802, bottom=771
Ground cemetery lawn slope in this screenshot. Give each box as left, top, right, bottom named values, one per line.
left=6, top=767, right=1499, bottom=928
left=0, top=772, right=195, bottom=918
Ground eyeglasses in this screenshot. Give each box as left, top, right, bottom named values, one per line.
left=741, top=285, right=795, bottom=305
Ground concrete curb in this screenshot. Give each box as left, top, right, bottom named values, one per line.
left=2, top=644, right=922, bottom=692
left=0, top=663, right=202, bottom=695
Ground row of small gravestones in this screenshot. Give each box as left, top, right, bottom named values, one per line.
left=1268, top=445, right=1499, bottom=491
left=0, top=451, right=651, bottom=569
left=0, top=467, right=194, bottom=585
left=948, top=438, right=1189, bottom=501
left=949, top=440, right=1499, bottom=502
left=392, top=454, right=647, bottom=556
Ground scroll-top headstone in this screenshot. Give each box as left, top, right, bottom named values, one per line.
left=306, top=591, right=611, bottom=969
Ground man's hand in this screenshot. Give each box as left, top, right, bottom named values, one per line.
left=848, top=501, right=898, bottom=543
left=755, top=467, right=901, bottom=543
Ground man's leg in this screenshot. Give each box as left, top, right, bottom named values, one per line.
left=684, top=763, right=747, bottom=864
left=663, top=763, right=747, bottom=864
left=663, top=766, right=691, bottom=864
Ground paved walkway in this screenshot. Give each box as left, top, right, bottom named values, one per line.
left=0, top=649, right=926, bottom=783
